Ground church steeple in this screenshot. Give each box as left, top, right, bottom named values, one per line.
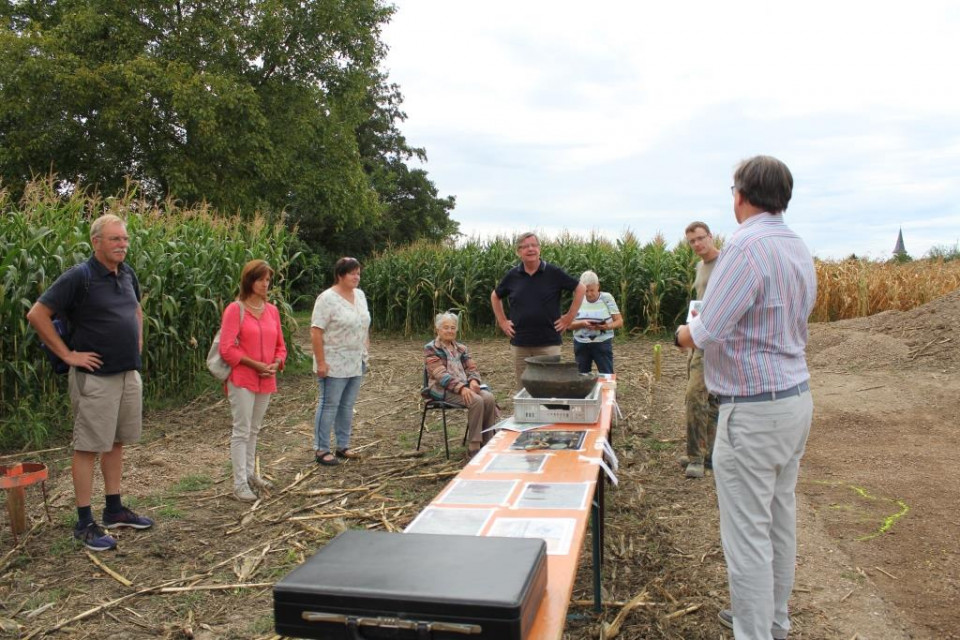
left=893, top=228, right=906, bottom=257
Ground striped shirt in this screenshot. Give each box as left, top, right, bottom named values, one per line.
left=688, top=213, right=816, bottom=396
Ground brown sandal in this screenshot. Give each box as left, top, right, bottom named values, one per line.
left=335, top=448, right=360, bottom=460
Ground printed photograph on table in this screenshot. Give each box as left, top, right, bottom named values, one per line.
left=436, top=479, right=519, bottom=506
left=510, top=430, right=586, bottom=451
left=482, top=453, right=549, bottom=474
left=516, top=482, right=592, bottom=510
left=405, top=506, right=495, bottom=536
left=487, top=517, right=577, bottom=555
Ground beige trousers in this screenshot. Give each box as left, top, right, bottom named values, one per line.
left=442, top=389, right=498, bottom=448
left=227, top=382, right=272, bottom=491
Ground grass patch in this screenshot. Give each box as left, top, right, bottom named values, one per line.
left=642, top=437, right=676, bottom=452
left=155, top=503, right=184, bottom=519
left=49, top=537, right=76, bottom=557
left=397, top=430, right=415, bottom=448
left=3, top=553, right=31, bottom=570
left=384, top=483, right=433, bottom=503
left=172, top=474, right=214, bottom=493
left=290, top=309, right=312, bottom=325
left=133, top=494, right=184, bottom=519
left=59, top=511, right=78, bottom=528
left=283, top=353, right=317, bottom=376
left=263, top=547, right=307, bottom=581
left=840, top=570, right=866, bottom=585
left=23, top=587, right=67, bottom=610
left=173, top=591, right=206, bottom=614
left=248, top=614, right=276, bottom=636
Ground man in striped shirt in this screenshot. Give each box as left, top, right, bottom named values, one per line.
left=675, top=156, right=816, bottom=640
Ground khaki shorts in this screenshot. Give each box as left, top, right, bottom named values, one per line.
left=69, top=369, right=143, bottom=452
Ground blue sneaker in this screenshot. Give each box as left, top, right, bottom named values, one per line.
left=102, top=506, right=154, bottom=530
left=73, top=521, right=117, bottom=552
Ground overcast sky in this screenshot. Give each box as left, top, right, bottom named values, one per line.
left=380, top=0, right=960, bottom=260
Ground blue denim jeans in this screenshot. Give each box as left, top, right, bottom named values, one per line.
left=313, top=375, right=362, bottom=452
left=574, top=339, right=614, bottom=374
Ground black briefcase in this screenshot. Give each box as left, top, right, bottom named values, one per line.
left=274, top=530, right=548, bottom=640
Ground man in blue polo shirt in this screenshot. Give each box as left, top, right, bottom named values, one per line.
left=27, top=214, right=154, bottom=552
left=491, top=232, right=586, bottom=391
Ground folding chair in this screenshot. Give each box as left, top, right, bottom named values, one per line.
left=417, top=368, right=468, bottom=459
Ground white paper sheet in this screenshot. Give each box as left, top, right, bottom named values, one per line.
left=487, top=517, right=577, bottom=555
left=405, top=506, right=495, bottom=536
left=436, top=479, right=519, bottom=506
left=515, top=482, right=591, bottom=510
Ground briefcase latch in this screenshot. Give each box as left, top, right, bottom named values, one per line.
left=302, top=611, right=483, bottom=637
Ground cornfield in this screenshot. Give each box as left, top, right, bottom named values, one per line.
left=812, top=258, right=960, bottom=322
left=362, top=232, right=698, bottom=337
left=1, top=179, right=299, bottom=449
left=6, top=182, right=960, bottom=451
left=363, top=236, right=960, bottom=337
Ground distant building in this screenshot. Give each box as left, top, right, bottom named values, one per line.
left=893, top=228, right=907, bottom=257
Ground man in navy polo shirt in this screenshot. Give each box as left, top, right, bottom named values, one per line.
left=27, top=214, right=154, bottom=552
left=491, top=232, right=586, bottom=391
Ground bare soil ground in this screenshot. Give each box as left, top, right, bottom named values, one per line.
left=2, top=289, right=959, bottom=639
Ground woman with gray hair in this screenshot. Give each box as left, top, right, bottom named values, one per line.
left=569, top=270, right=623, bottom=374
left=423, top=312, right=497, bottom=459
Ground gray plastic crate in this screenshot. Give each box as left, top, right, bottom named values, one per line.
left=512, top=383, right=602, bottom=424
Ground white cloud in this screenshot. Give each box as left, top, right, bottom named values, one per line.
left=383, top=0, right=960, bottom=259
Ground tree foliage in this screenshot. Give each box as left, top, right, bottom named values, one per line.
left=0, top=0, right=457, bottom=253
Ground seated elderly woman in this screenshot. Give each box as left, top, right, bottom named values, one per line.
left=423, top=312, right=498, bottom=458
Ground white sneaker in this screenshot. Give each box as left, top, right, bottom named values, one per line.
left=234, top=485, right=258, bottom=502
left=685, top=462, right=705, bottom=478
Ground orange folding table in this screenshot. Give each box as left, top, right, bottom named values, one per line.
left=408, top=381, right=617, bottom=640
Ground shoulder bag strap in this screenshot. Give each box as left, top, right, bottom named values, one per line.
left=234, top=301, right=244, bottom=346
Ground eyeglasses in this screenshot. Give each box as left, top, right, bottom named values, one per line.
left=518, top=242, right=540, bottom=250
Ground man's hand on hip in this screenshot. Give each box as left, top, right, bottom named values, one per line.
left=554, top=313, right=574, bottom=333
left=65, top=351, right=103, bottom=372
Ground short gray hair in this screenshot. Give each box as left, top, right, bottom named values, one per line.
left=515, top=232, right=538, bottom=249
left=434, top=312, right=459, bottom=330
left=90, top=214, right=126, bottom=240
left=579, top=270, right=599, bottom=286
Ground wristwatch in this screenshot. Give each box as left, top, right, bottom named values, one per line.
left=674, top=327, right=682, bottom=347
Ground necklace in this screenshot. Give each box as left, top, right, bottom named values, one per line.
left=244, top=300, right=265, bottom=312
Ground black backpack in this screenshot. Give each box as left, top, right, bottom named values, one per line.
left=40, top=262, right=92, bottom=375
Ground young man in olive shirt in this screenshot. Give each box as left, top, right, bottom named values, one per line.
left=682, top=221, right=721, bottom=479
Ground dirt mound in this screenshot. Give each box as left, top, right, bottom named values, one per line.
left=810, top=287, right=960, bottom=371
left=806, top=329, right=911, bottom=370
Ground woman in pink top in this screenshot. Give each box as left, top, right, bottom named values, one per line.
left=219, top=260, right=287, bottom=501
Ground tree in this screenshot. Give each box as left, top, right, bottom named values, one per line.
left=345, top=72, right=459, bottom=253
left=0, top=0, right=456, bottom=252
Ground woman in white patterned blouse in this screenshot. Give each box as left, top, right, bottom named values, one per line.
left=311, top=257, right=370, bottom=466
